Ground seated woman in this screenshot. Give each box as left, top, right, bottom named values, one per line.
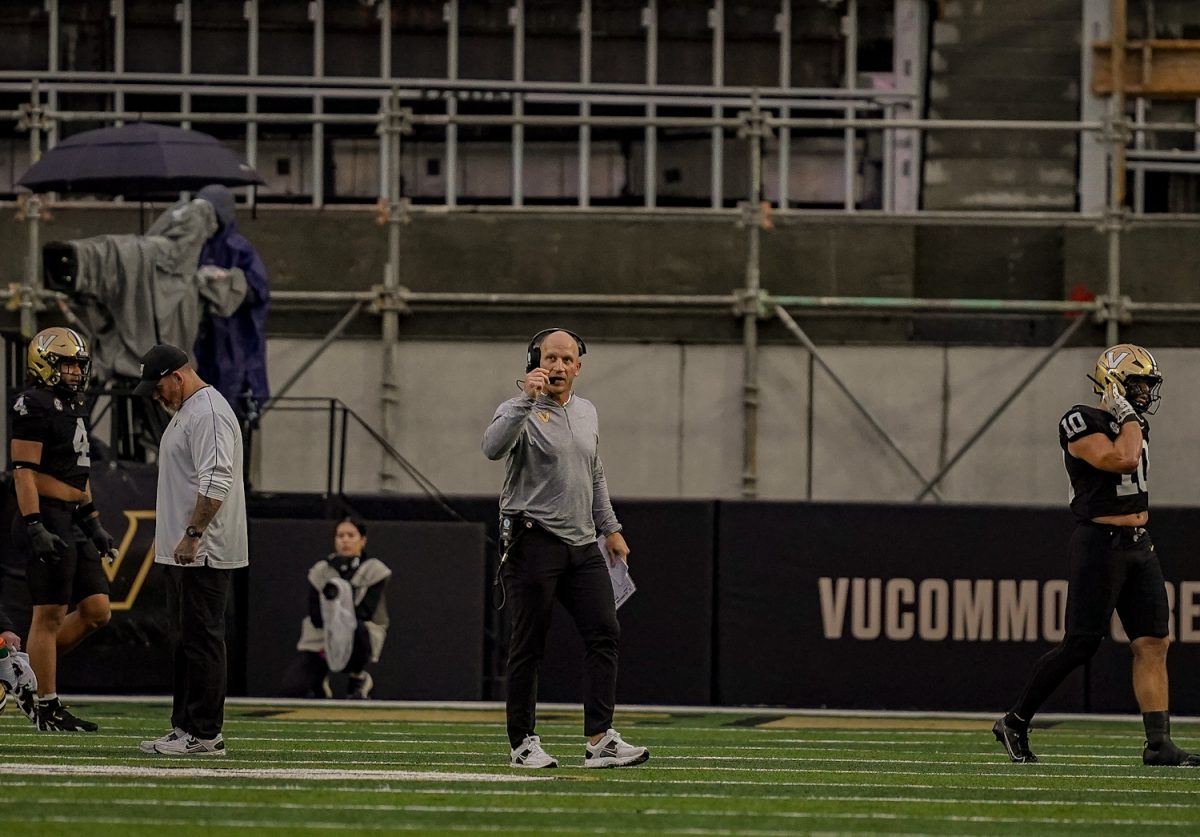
left=281, top=518, right=391, bottom=699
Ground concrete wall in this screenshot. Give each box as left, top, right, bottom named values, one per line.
left=257, top=339, right=1200, bottom=508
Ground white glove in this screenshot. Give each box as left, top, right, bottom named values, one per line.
left=1103, top=382, right=1138, bottom=426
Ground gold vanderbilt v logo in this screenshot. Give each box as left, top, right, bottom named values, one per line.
left=102, top=510, right=158, bottom=611
left=537, top=411, right=550, bottom=422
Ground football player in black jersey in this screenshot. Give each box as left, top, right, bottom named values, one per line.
left=9, top=327, right=116, bottom=732
left=993, top=343, right=1200, bottom=766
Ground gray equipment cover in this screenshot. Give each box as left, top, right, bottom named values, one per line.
left=67, top=198, right=247, bottom=381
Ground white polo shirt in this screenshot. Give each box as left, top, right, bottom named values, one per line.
left=154, top=386, right=248, bottom=569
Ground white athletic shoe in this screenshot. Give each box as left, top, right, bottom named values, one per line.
left=584, top=728, right=650, bottom=768
left=139, top=727, right=187, bottom=754
left=510, top=734, right=559, bottom=768
left=154, top=732, right=226, bottom=756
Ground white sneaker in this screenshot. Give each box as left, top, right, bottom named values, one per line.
left=154, top=732, right=226, bottom=756
left=510, top=734, right=558, bottom=768
left=584, top=728, right=650, bottom=768
left=139, top=727, right=187, bottom=754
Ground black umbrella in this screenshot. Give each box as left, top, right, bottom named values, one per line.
left=17, top=122, right=265, bottom=195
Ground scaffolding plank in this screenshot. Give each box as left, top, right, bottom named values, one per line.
left=1093, top=40, right=1200, bottom=97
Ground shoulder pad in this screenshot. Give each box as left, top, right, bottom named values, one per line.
left=1060, top=404, right=1118, bottom=441
left=11, top=389, right=54, bottom=418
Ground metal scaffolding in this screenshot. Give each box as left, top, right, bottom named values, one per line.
left=3, top=0, right=1194, bottom=498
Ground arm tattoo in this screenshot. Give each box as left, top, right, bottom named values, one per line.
left=189, top=494, right=224, bottom=530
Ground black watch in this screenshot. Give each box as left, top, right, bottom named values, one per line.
left=185, top=525, right=203, bottom=539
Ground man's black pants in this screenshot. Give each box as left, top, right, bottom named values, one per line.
left=503, top=524, right=620, bottom=748
left=164, top=564, right=232, bottom=740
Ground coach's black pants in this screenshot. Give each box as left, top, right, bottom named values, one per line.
left=503, top=524, right=620, bottom=748
left=164, top=564, right=232, bottom=740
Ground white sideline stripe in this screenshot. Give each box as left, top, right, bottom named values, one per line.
left=39, top=718, right=1182, bottom=740
left=14, top=778, right=1200, bottom=807
left=4, top=763, right=550, bottom=783
left=12, top=804, right=1197, bottom=830
left=13, top=790, right=1198, bottom=813
left=0, top=817, right=921, bottom=837
left=0, top=740, right=1143, bottom=763
left=10, top=754, right=1192, bottom=780
left=4, top=727, right=1171, bottom=753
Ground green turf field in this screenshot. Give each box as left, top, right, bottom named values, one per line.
left=3, top=700, right=1199, bottom=836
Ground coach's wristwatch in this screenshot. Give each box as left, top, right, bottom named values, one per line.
left=185, top=525, right=203, bottom=539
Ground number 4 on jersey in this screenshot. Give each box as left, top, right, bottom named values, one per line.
left=72, top=417, right=90, bottom=467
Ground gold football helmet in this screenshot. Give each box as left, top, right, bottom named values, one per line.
left=1092, top=343, right=1162, bottom=414
left=27, top=326, right=91, bottom=392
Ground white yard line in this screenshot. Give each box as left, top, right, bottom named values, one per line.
left=11, top=803, right=1197, bottom=831
left=15, top=776, right=1200, bottom=804
left=3, top=763, right=549, bottom=783
left=6, top=752, right=1194, bottom=783
left=0, top=815, right=816, bottom=837
left=13, top=788, right=1198, bottom=812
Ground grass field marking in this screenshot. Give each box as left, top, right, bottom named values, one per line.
left=4, top=763, right=552, bottom=782
left=17, top=785, right=1200, bottom=813
left=2, top=814, right=924, bottom=837
left=0, top=737, right=1144, bottom=765
left=19, top=800, right=1199, bottom=830
left=0, top=734, right=1151, bottom=758
left=8, top=751, right=1187, bottom=777
left=15, top=776, right=1200, bottom=800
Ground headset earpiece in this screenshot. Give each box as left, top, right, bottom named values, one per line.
left=526, top=328, right=586, bottom=373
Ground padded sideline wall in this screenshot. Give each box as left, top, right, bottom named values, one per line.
left=260, top=341, right=1200, bottom=506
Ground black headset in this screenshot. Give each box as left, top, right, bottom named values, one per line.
left=526, top=328, right=586, bottom=373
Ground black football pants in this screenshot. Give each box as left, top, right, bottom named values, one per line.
left=164, top=564, right=232, bottom=740
left=503, top=523, right=620, bottom=748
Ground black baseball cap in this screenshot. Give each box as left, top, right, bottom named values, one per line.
left=133, top=344, right=190, bottom=397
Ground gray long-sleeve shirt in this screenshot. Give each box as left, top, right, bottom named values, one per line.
left=482, top=392, right=621, bottom=546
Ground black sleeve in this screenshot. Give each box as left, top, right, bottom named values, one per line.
left=10, top=392, right=49, bottom=443
left=1059, top=405, right=1116, bottom=447
left=308, top=585, right=323, bottom=628
left=355, top=577, right=388, bottom=622
left=0, top=602, right=14, bottom=636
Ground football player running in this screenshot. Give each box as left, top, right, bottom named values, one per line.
left=994, top=344, right=1200, bottom=766
left=9, top=327, right=116, bottom=732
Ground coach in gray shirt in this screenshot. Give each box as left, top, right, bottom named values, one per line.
left=483, top=328, right=648, bottom=770
left=132, top=344, right=247, bottom=757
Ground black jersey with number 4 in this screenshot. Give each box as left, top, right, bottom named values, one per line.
left=10, top=386, right=91, bottom=491
left=1058, top=404, right=1148, bottom=521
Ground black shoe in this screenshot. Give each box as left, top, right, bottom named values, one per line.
left=15, top=682, right=37, bottom=723
left=36, top=700, right=98, bottom=732
left=1143, top=740, right=1200, bottom=766
left=345, top=672, right=373, bottom=700
left=993, top=714, right=1038, bottom=763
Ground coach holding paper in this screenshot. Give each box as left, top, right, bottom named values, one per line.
left=483, top=328, right=648, bottom=770
left=133, top=344, right=247, bottom=756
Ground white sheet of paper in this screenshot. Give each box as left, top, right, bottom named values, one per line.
left=598, top=537, right=636, bottom=609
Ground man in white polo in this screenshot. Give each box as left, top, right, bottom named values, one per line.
left=133, top=344, right=247, bottom=756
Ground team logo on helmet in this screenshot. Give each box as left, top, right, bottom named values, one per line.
left=27, top=326, right=91, bottom=393
left=1092, top=343, right=1162, bottom=414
